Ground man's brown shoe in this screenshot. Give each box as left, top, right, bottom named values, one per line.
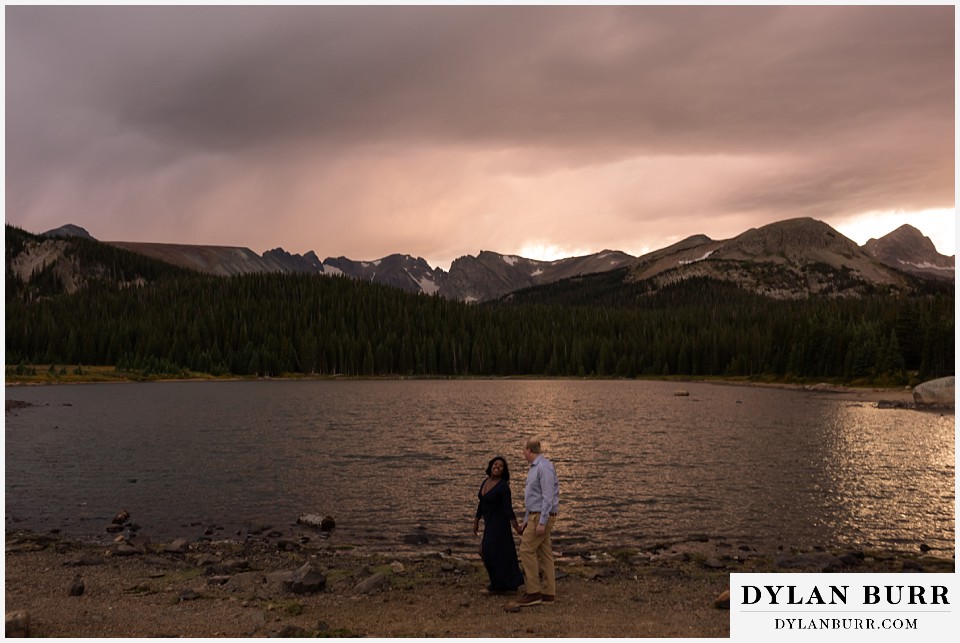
left=514, top=593, right=543, bottom=607
left=542, top=594, right=555, bottom=603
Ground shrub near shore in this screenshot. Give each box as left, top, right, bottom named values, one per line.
left=5, top=529, right=953, bottom=638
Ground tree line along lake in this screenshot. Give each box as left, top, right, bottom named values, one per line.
left=4, top=379, right=954, bottom=556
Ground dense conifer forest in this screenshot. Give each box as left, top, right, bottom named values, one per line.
left=5, top=225, right=954, bottom=383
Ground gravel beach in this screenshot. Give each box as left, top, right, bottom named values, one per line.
left=5, top=529, right=953, bottom=638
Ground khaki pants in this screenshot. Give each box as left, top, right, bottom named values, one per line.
left=519, top=513, right=556, bottom=597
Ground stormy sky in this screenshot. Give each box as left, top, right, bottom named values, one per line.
left=4, top=5, right=955, bottom=269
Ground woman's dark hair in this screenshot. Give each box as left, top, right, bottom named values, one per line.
left=485, top=456, right=510, bottom=480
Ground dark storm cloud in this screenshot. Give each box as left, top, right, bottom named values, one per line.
left=4, top=5, right=954, bottom=262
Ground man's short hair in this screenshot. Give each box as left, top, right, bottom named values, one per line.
left=525, top=438, right=541, bottom=454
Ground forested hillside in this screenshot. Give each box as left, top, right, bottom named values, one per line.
left=6, top=243, right=954, bottom=383
left=6, top=224, right=193, bottom=300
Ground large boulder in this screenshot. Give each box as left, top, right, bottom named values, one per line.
left=913, top=376, right=955, bottom=405
left=290, top=563, right=326, bottom=594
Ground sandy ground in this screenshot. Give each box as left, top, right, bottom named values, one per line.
left=5, top=530, right=954, bottom=638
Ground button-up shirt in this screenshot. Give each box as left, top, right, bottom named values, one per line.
left=524, top=454, right=559, bottom=525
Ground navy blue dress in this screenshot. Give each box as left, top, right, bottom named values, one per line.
left=475, top=479, right=525, bottom=592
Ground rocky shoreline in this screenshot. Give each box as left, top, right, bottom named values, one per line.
left=5, top=528, right=953, bottom=638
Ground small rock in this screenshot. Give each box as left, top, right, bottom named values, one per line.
left=715, top=590, right=730, bottom=609
left=165, top=538, right=190, bottom=554
left=113, top=543, right=142, bottom=557
left=264, top=571, right=294, bottom=585
left=390, top=561, right=405, bottom=573
left=68, top=575, right=85, bottom=597
left=63, top=552, right=104, bottom=567
left=246, top=523, right=272, bottom=535
left=920, top=544, right=932, bottom=553
left=353, top=571, right=389, bottom=595
left=403, top=533, right=430, bottom=545
left=127, top=533, right=151, bottom=548
left=224, top=571, right=266, bottom=592
left=196, top=554, right=220, bottom=566
left=112, top=509, right=130, bottom=525
left=702, top=558, right=725, bottom=569
left=5, top=610, right=30, bottom=638
left=877, top=400, right=911, bottom=409
left=178, top=589, right=200, bottom=602
left=276, top=624, right=308, bottom=637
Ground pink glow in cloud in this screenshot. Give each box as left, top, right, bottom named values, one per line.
left=5, top=5, right=954, bottom=269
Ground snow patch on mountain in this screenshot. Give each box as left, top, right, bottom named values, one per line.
left=406, top=269, right=440, bottom=295
left=679, top=250, right=715, bottom=265
left=900, top=260, right=954, bottom=272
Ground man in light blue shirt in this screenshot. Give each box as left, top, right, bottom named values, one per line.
left=513, top=437, right=559, bottom=607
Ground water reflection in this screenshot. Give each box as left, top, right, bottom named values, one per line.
left=5, top=380, right=954, bottom=555
left=823, top=403, right=955, bottom=552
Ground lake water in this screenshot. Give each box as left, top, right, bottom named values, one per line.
left=4, top=380, right=954, bottom=556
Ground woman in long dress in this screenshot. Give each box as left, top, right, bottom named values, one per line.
left=473, top=456, right=525, bottom=594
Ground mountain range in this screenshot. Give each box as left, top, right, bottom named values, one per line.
left=33, top=218, right=956, bottom=301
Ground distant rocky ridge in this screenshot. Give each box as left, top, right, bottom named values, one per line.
left=439, top=250, right=636, bottom=302
left=625, top=218, right=952, bottom=298
left=44, top=225, right=636, bottom=302
left=37, top=219, right=953, bottom=301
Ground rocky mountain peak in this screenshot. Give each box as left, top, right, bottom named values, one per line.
left=42, top=224, right=96, bottom=241
left=863, top=223, right=954, bottom=280
left=720, top=217, right=861, bottom=261
left=627, top=217, right=916, bottom=298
